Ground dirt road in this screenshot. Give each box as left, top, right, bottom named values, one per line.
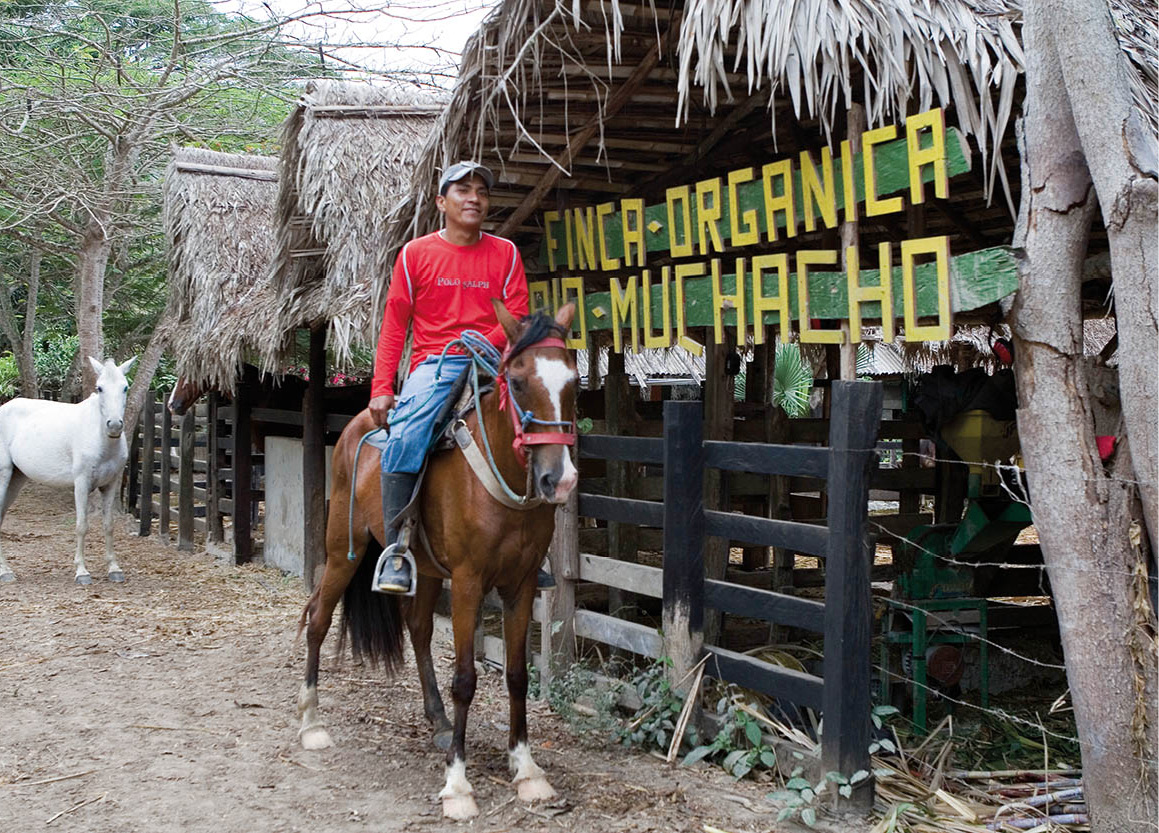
left=0, top=485, right=788, bottom=833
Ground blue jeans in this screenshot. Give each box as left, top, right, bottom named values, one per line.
left=380, top=354, right=472, bottom=474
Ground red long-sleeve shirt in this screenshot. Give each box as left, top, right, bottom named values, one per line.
left=371, top=231, right=530, bottom=397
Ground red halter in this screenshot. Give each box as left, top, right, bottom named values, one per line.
left=497, top=337, right=577, bottom=469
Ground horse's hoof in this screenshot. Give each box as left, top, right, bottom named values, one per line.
left=299, top=725, right=334, bottom=751
left=516, top=777, right=557, bottom=803
left=0, top=572, right=14, bottom=584
left=108, top=571, right=125, bottom=583
left=433, top=729, right=452, bottom=751
left=75, top=574, right=93, bottom=586
left=441, top=794, right=479, bottom=821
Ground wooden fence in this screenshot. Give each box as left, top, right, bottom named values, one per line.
left=128, top=393, right=245, bottom=557
left=541, top=381, right=883, bottom=796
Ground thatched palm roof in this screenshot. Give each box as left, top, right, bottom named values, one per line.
left=386, top=0, right=1155, bottom=255
left=261, top=80, right=444, bottom=369
left=162, top=147, right=280, bottom=389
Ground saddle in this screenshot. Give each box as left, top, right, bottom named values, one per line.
left=387, top=364, right=493, bottom=563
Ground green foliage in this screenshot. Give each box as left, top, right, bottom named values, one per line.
left=0, top=0, right=337, bottom=374
left=772, top=343, right=813, bottom=417
left=544, top=664, right=619, bottom=734
left=0, top=353, right=19, bottom=400
left=34, top=329, right=78, bottom=399
left=682, top=695, right=775, bottom=780
left=616, top=657, right=701, bottom=753
left=769, top=767, right=870, bottom=827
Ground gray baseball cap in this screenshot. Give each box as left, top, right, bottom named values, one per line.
left=438, top=161, right=495, bottom=195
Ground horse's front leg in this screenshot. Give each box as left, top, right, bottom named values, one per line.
left=99, top=485, right=124, bottom=582
left=439, top=574, right=483, bottom=821
left=503, top=575, right=557, bottom=803
left=72, top=480, right=93, bottom=585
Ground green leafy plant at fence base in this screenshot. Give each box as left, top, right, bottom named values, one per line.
left=683, top=698, right=775, bottom=780
left=616, top=656, right=701, bottom=752
left=768, top=767, right=873, bottom=827
left=544, top=664, right=620, bottom=734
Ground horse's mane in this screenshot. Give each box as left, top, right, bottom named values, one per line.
left=508, top=312, right=567, bottom=358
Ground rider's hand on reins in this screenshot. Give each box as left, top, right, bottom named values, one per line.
left=369, top=394, right=395, bottom=428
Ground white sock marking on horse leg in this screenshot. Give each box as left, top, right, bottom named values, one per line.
left=439, top=757, right=478, bottom=819
left=297, top=682, right=333, bottom=750
left=510, top=742, right=556, bottom=801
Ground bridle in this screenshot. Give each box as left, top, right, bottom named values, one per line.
left=497, top=336, right=577, bottom=469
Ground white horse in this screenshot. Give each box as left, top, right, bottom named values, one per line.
left=0, top=357, right=136, bottom=584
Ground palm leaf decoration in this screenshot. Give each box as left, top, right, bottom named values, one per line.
left=772, top=343, right=813, bottom=418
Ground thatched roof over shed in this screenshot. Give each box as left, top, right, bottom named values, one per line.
left=385, top=0, right=1155, bottom=255
left=162, top=147, right=280, bottom=389
left=261, top=80, right=444, bottom=369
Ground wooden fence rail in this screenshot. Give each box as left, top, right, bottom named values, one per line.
left=128, top=393, right=247, bottom=558
left=549, top=380, right=883, bottom=805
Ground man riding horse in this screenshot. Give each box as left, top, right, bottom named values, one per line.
left=368, top=161, right=551, bottom=595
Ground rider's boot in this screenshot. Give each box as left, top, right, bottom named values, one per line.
left=537, top=562, right=556, bottom=589
left=371, top=471, right=419, bottom=595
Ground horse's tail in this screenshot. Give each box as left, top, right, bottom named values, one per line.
left=339, top=538, right=406, bottom=674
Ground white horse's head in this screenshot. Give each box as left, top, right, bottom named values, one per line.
left=88, top=356, right=136, bottom=439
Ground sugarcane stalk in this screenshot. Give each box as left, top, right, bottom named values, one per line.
left=949, top=768, right=1082, bottom=780
left=987, top=813, right=1089, bottom=830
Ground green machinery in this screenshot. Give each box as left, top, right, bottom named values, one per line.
left=882, top=409, right=1033, bottom=731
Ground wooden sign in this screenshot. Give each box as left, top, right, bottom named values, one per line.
left=530, top=108, right=1000, bottom=351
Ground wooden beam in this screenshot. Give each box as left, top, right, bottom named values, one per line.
left=497, top=37, right=664, bottom=236
left=178, top=411, right=195, bottom=551
left=173, top=162, right=277, bottom=182
left=302, top=325, right=327, bottom=593
left=232, top=382, right=254, bottom=564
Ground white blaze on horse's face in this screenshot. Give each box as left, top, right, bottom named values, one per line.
left=531, top=356, right=579, bottom=504
left=88, top=356, right=135, bottom=439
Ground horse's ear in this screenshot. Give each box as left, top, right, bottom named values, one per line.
left=491, top=298, right=520, bottom=343
left=555, top=302, right=576, bottom=332
left=87, top=356, right=104, bottom=376
left=118, top=356, right=137, bottom=376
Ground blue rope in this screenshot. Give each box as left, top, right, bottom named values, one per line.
left=346, top=331, right=512, bottom=560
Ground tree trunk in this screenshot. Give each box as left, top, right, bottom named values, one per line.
left=20, top=251, right=39, bottom=398
left=77, top=222, right=111, bottom=395
left=1014, top=6, right=1158, bottom=829
left=0, top=252, right=38, bottom=397
left=1040, top=0, right=1158, bottom=553
left=123, top=315, right=171, bottom=440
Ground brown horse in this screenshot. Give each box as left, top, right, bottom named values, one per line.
left=297, top=301, right=578, bottom=820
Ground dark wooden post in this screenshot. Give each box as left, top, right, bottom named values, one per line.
left=126, top=420, right=140, bottom=511
left=232, top=379, right=254, bottom=563
left=702, top=337, right=734, bottom=647
left=206, top=393, right=224, bottom=543
left=605, top=351, right=638, bottom=622
left=662, top=399, right=705, bottom=691
left=178, top=410, right=195, bottom=551
left=544, top=489, right=579, bottom=690
left=159, top=402, right=172, bottom=543
left=302, top=324, right=327, bottom=592
left=822, top=380, right=883, bottom=808
left=139, top=395, right=157, bottom=536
